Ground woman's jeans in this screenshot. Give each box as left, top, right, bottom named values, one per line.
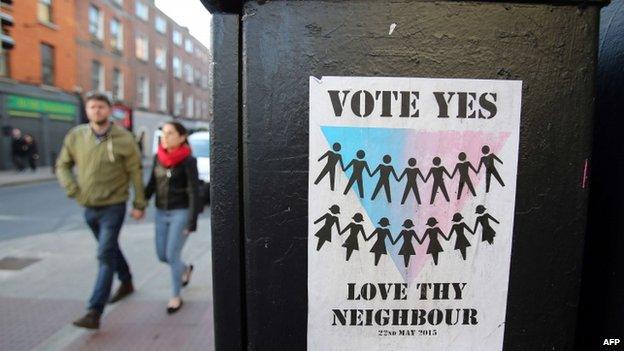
left=84, top=203, right=130, bottom=314
left=155, top=208, right=190, bottom=297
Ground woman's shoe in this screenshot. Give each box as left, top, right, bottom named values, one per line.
left=182, top=264, right=194, bottom=287
left=167, top=299, right=184, bottom=314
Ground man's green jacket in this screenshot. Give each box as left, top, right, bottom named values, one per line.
left=55, top=123, right=146, bottom=210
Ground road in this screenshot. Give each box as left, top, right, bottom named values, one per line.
left=0, top=179, right=158, bottom=241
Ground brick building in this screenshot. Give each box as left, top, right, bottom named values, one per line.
left=74, top=0, right=211, bottom=121
left=73, top=0, right=211, bottom=154
left=0, top=0, right=212, bottom=167
left=5, top=0, right=78, bottom=91
left=75, top=0, right=133, bottom=104
left=0, top=0, right=81, bottom=170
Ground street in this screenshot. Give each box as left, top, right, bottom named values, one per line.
left=0, top=181, right=82, bottom=241
left=0, top=179, right=157, bottom=241
left=0, top=180, right=214, bottom=351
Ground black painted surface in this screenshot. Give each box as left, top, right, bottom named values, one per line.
left=576, top=2, right=624, bottom=349
left=210, top=14, right=245, bottom=351
left=200, top=0, right=243, bottom=14
left=240, top=1, right=602, bottom=350
left=200, top=0, right=609, bottom=15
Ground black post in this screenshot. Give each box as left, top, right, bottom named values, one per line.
left=202, top=0, right=610, bottom=350
left=576, top=2, right=624, bottom=349
left=209, top=12, right=246, bottom=351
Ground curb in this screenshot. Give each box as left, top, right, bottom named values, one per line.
left=0, top=176, right=57, bottom=188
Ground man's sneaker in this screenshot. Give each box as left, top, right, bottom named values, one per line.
left=109, top=281, right=134, bottom=303
left=72, top=310, right=101, bottom=330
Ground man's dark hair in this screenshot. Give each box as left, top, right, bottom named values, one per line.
left=85, top=92, right=111, bottom=106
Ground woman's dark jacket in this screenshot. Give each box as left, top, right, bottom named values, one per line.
left=145, top=155, right=201, bottom=231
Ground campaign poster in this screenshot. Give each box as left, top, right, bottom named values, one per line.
left=308, top=76, right=522, bottom=351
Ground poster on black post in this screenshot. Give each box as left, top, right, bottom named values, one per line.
left=308, top=76, right=522, bottom=350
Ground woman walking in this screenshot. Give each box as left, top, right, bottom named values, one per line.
left=365, top=217, right=394, bottom=266
left=339, top=213, right=367, bottom=261
left=145, top=122, right=201, bottom=314
left=391, top=219, right=421, bottom=267
left=313, top=205, right=341, bottom=251
left=474, top=205, right=500, bottom=245
left=421, top=217, right=448, bottom=265
left=446, top=213, right=474, bottom=260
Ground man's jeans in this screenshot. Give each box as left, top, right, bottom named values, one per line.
left=84, top=203, right=131, bottom=313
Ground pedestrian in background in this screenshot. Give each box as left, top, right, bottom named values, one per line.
left=23, top=134, right=39, bottom=171
left=10, top=128, right=27, bottom=171
left=56, top=92, right=146, bottom=330
left=145, top=121, right=200, bottom=314
left=136, top=130, right=146, bottom=157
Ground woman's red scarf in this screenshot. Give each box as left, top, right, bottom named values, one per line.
left=157, top=144, right=191, bottom=168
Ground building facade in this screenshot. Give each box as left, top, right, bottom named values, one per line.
left=74, top=0, right=211, bottom=155
left=0, top=0, right=212, bottom=166
left=74, top=0, right=210, bottom=120
left=6, top=0, right=78, bottom=91
left=0, top=0, right=81, bottom=170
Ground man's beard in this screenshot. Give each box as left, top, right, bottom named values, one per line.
left=93, top=118, right=109, bottom=126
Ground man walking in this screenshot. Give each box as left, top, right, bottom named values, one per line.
left=56, top=93, right=146, bottom=329
left=10, top=128, right=27, bottom=171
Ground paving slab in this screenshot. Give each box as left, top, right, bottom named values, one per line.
left=0, top=215, right=214, bottom=351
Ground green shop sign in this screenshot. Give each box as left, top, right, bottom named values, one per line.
left=7, top=94, right=77, bottom=117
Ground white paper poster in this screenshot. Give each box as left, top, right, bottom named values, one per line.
left=308, top=76, right=522, bottom=351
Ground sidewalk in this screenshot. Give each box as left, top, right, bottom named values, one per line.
left=0, top=167, right=56, bottom=187
left=0, top=215, right=214, bottom=351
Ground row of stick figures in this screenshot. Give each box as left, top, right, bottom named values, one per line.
left=314, top=143, right=505, bottom=204
left=314, top=205, right=499, bottom=267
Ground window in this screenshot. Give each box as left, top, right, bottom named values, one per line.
left=155, top=47, right=167, bottom=70
left=110, top=18, right=123, bottom=52
left=202, top=102, right=208, bottom=119
left=38, top=0, right=53, bottom=23
left=91, top=60, right=104, bottom=91
left=112, top=68, right=123, bottom=101
left=173, top=30, right=182, bottom=46
left=136, top=76, right=149, bottom=108
left=173, top=56, right=182, bottom=78
left=88, top=5, right=103, bottom=41
left=155, top=16, right=167, bottom=34
left=112, top=0, right=123, bottom=6
left=194, top=68, right=201, bottom=86
left=157, top=84, right=167, bottom=112
left=184, top=63, right=193, bottom=84
left=174, top=91, right=183, bottom=115
left=135, top=34, right=149, bottom=61
left=186, top=95, right=194, bottom=118
left=184, top=38, right=193, bottom=53
left=41, top=43, right=55, bottom=85
left=202, top=74, right=209, bottom=89
left=0, top=48, right=8, bottom=77
left=135, top=1, right=148, bottom=21
left=195, top=100, right=201, bottom=118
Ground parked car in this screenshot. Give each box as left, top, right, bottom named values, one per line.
left=188, top=131, right=210, bottom=204
left=152, top=129, right=210, bottom=205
